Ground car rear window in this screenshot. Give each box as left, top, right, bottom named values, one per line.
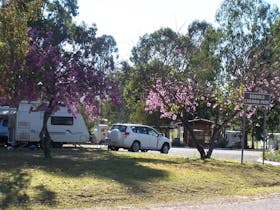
left=111, top=125, right=127, bottom=132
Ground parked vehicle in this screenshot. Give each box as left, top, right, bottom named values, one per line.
left=224, top=130, right=242, bottom=148
left=90, top=124, right=109, bottom=144
left=108, top=123, right=171, bottom=153
left=0, top=106, right=16, bottom=146
left=0, top=118, right=8, bottom=144
left=3, top=101, right=90, bottom=147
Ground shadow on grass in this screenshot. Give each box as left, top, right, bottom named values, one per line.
left=0, top=168, right=56, bottom=209
left=0, top=169, right=30, bottom=209
left=0, top=147, right=171, bottom=197
left=33, top=185, right=57, bottom=206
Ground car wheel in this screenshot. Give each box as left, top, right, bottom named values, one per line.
left=131, top=141, right=140, bottom=152
left=161, top=143, right=169, bottom=154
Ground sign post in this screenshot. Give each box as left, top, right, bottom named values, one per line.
left=241, top=106, right=246, bottom=164
left=243, top=92, right=271, bottom=164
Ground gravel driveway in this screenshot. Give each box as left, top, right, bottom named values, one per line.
left=117, top=193, right=280, bottom=210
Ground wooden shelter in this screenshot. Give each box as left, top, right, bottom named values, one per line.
left=183, top=119, right=217, bottom=147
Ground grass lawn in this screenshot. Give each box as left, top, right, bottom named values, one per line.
left=1, top=147, right=280, bottom=209
left=266, top=150, right=280, bottom=162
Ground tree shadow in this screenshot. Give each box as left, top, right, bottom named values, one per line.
left=0, top=147, right=173, bottom=201
left=43, top=148, right=172, bottom=194
left=0, top=167, right=57, bottom=209
left=0, top=169, right=31, bottom=209
left=33, top=185, right=57, bottom=207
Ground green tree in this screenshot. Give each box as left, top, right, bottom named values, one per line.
left=69, top=23, right=118, bottom=72
left=215, top=0, right=279, bottom=145
left=29, top=0, right=79, bottom=44
left=122, top=28, right=191, bottom=125
left=0, top=0, right=42, bottom=104
left=216, top=0, right=279, bottom=80
left=262, top=17, right=280, bottom=134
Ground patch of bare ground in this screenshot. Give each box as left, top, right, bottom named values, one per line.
left=115, top=192, right=280, bottom=210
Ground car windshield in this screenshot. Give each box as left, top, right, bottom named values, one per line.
left=111, top=125, right=127, bottom=132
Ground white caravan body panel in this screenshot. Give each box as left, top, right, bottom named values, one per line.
left=225, top=130, right=242, bottom=148
left=15, top=101, right=89, bottom=143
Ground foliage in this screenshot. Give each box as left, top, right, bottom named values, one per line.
left=216, top=0, right=279, bottom=78
left=29, top=0, right=79, bottom=44
left=17, top=29, right=118, bottom=118
left=143, top=24, right=226, bottom=158
left=120, top=28, right=190, bottom=125
left=143, top=0, right=280, bottom=159
left=0, top=0, right=43, bottom=104
left=265, top=18, right=280, bottom=133
left=68, top=23, right=118, bottom=72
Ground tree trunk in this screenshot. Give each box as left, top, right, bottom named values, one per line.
left=206, top=135, right=216, bottom=158
left=251, top=133, right=255, bottom=149
left=206, top=128, right=220, bottom=158
left=40, top=110, right=52, bottom=159
left=196, top=144, right=206, bottom=159
left=185, top=125, right=206, bottom=159
left=206, top=141, right=214, bottom=159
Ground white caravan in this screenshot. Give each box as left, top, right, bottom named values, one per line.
left=224, top=130, right=242, bottom=148
left=91, top=124, right=109, bottom=144
left=8, top=101, right=90, bottom=147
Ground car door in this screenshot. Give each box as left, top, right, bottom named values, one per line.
left=134, top=126, right=149, bottom=149
left=146, top=127, right=159, bottom=149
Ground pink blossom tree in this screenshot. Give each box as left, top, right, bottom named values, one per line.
left=145, top=61, right=280, bottom=159
left=144, top=21, right=280, bottom=159
left=144, top=23, right=280, bottom=159
left=8, top=28, right=120, bottom=158
left=144, top=0, right=280, bottom=159
left=145, top=76, right=240, bottom=159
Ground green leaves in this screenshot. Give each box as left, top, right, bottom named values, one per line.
left=0, top=0, right=43, bottom=105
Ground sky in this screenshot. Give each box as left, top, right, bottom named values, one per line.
left=75, top=0, right=280, bottom=62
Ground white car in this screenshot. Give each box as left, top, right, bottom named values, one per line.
left=108, top=124, right=171, bottom=153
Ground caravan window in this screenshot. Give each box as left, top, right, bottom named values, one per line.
left=51, top=116, right=73, bottom=125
